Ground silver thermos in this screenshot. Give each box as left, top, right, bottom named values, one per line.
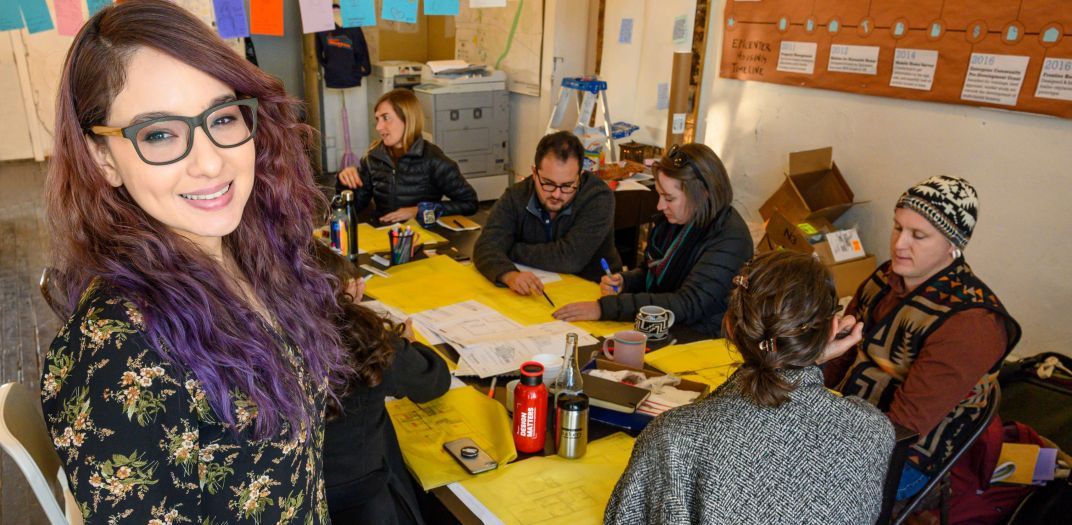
left=555, top=392, right=589, bottom=459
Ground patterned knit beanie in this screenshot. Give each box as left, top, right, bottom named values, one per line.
left=896, top=176, right=978, bottom=248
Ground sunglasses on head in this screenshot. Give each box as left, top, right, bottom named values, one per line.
left=665, top=144, right=710, bottom=192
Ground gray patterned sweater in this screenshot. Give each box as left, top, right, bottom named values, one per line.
left=604, top=366, right=893, bottom=525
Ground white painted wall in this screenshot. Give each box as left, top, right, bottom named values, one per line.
left=701, top=0, right=1072, bottom=357
left=1, top=15, right=75, bottom=161
left=507, top=0, right=591, bottom=179
left=0, top=35, right=36, bottom=161
left=601, top=0, right=695, bottom=150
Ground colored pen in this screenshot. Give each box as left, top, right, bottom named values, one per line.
left=541, top=289, right=556, bottom=308
left=601, top=258, right=619, bottom=293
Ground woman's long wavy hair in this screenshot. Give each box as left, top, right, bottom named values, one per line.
left=45, top=0, right=350, bottom=439
left=310, top=243, right=399, bottom=420
left=723, top=251, right=839, bottom=408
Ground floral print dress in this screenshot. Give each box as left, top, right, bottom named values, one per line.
left=41, top=284, right=330, bottom=524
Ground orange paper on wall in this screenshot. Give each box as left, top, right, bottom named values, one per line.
left=250, top=0, right=284, bottom=36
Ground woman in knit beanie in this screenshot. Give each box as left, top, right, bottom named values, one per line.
left=823, top=175, right=1021, bottom=505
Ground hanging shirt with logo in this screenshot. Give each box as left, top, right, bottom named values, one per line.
left=316, top=26, right=371, bottom=89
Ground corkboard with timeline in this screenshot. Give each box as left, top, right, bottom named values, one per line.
left=719, top=0, right=1072, bottom=119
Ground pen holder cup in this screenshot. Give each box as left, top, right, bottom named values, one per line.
left=388, top=231, right=420, bottom=265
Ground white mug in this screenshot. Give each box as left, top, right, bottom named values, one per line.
left=635, top=305, right=675, bottom=340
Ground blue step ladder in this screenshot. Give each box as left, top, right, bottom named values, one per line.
left=546, top=77, right=638, bottom=164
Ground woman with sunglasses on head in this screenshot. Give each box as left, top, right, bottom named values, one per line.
left=605, top=251, right=893, bottom=525
left=335, top=88, right=478, bottom=224
left=41, top=1, right=350, bottom=523
left=554, top=143, right=753, bottom=338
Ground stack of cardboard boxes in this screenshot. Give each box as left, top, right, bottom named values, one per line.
left=756, top=147, right=876, bottom=298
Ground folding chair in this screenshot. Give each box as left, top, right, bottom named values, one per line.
left=882, top=384, right=1003, bottom=525
left=0, top=382, right=83, bottom=525
left=39, top=267, right=67, bottom=322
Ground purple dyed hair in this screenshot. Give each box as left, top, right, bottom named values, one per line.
left=45, top=0, right=350, bottom=439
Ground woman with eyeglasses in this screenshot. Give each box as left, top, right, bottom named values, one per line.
left=41, top=1, right=350, bottom=523
left=554, top=143, right=753, bottom=338
left=605, top=251, right=893, bottom=525
left=335, top=88, right=478, bottom=224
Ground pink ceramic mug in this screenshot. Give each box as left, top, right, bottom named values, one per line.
left=601, top=330, right=648, bottom=369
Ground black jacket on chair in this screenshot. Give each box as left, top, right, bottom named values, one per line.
left=340, top=138, right=478, bottom=222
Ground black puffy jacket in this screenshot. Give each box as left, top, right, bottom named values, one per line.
left=340, top=138, right=478, bottom=221
left=597, top=207, right=753, bottom=338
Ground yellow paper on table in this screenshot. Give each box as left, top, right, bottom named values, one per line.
left=387, top=386, right=517, bottom=491
left=644, top=338, right=742, bottom=390
left=996, top=443, right=1041, bottom=485
left=457, top=433, right=636, bottom=525
left=356, top=219, right=448, bottom=253
left=365, top=256, right=632, bottom=337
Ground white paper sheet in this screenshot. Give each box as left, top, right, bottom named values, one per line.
left=614, top=180, right=651, bottom=192
left=454, top=322, right=598, bottom=378
left=427, top=59, right=470, bottom=73
left=412, top=301, right=521, bottom=347
left=623, top=171, right=654, bottom=182
left=361, top=300, right=408, bottom=324
left=513, top=263, right=562, bottom=284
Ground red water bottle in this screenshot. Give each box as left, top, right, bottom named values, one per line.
left=512, top=362, right=548, bottom=454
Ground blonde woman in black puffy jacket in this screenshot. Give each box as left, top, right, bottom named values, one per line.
left=336, top=88, right=478, bottom=224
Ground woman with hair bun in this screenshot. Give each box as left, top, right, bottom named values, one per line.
left=605, top=251, right=894, bottom=525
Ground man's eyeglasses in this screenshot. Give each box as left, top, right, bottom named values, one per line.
left=533, top=171, right=578, bottom=194
left=90, top=98, right=259, bottom=166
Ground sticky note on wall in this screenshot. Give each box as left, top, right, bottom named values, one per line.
left=55, top=0, right=85, bottom=36
left=250, top=0, right=284, bottom=36
left=299, top=0, right=335, bottom=33
left=340, top=0, right=376, bottom=27
left=213, top=0, right=250, bottom=39
left=657, top=83, right=670, bottom=110
left=19, top=0, right=54, bottom=34
left=0, top=0, right=24, bottom=31
left=382, top=0, right=417, bottom=24
left=425, top=0, right=460, bottom=16
left=619, top=18, right=633, bottom=44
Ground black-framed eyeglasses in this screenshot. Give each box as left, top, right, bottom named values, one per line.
left=90, top=98, right=259, bottom=166
left=533, top=170, right=579, bottom=194
left=666, top=144, right=711, bottom=192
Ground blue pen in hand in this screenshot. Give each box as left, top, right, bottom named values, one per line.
left=600, top=258, right=619, bottom=293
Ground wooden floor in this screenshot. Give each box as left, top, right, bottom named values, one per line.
left=0, top=159, right=59, bottom=525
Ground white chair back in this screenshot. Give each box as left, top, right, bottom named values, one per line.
left=0, top=382, right=83, bottom=525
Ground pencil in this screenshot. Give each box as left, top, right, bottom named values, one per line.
left=453, top=219, right=465, bottom=229
left=541, top=290, right=556, bottom=308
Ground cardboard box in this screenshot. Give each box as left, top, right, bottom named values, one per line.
left=582, top=358, right=710, bottom=432
left=756, top=233, right=776, bottom=254
left=828, top=255, right=877, bottom=298
left=764, top=211, right=876, bottom=298
left=760, top=147, right=866, bottom=224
